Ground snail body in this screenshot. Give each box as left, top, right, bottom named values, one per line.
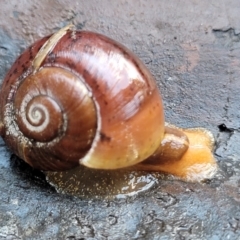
left=0, top=25, right=217, bottom=183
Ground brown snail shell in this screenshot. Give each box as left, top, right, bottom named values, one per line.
left=0, top=25, right=217, bottom=186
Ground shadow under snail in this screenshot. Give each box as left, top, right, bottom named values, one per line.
left=0, top=25, right=217, bottom=196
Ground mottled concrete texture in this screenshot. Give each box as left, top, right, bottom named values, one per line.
left=0, top=1, right=240, bottom=239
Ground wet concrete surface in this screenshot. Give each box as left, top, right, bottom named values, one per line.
left=0, top=0, right=240, bottom=239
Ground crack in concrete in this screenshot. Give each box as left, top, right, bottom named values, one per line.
left=215, top=125, right=233, bottom=158
left=212, top=27, right=240, bottom=49
left=215, top=123, right=240, bottom=161
left=212, top=28, right=240, bottom=38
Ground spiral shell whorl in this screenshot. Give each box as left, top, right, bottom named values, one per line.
left=16, top=93, right=63, bottom=142
left=3, top=67, right=97, bottom=170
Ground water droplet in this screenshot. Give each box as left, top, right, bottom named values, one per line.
left=107, top=215, right=118, bottom=225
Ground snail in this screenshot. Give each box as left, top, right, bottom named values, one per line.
left=0, top=24, right=217, bottom=192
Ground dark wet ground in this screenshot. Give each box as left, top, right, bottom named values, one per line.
left=0, top=1, right=240, bottom=239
